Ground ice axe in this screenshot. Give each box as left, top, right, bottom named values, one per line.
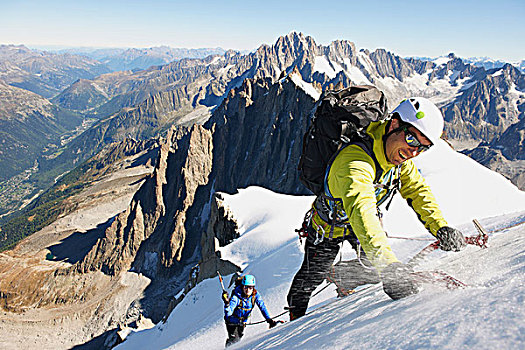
left=217, top=271, right=229, bottom=305
left=471, top=219, right=489, bottom=248
left=409, top=219, right=490, bottom=266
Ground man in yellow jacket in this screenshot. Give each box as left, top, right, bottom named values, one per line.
left=287, top=97, right=467, bottom=320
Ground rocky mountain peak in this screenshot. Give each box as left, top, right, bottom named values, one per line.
left=0, top=44, right=35, bottom=59
left=368, top=48, right=414, bottom=81
left=500, top=63, right=525, bottom=82
left=276, top=31, right=315, bottom=50
left=326, top=39, right=357, bottom=58
left=253, top=32, right=318, bottom=74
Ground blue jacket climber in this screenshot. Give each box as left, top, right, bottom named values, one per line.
left=224, top=284, right=271, bottom=324
left=223, top=274, right=277, bottom=347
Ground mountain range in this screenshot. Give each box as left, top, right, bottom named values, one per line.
left=0, top=44, right=111, bottom=98
left=0, top=32, right=523, bottom=349
left=464, top=56, right=525, bottom=73
left=52, top=46, right=227, bottom=72
left=1, top=33, right=522, bottom=220
left=414, top=55, right=525, bottom=74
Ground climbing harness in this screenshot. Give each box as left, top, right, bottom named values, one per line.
left=297, top=160, right=401, bottom=246
left=295, top=208, right=314, bottom=243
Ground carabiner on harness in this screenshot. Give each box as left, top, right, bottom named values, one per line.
left=295, top=208, right=326, bottom=245
left=295, top=208, right=314, bottom=240
left=375, top=165, right=401, bottom=210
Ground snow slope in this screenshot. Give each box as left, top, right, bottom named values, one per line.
left=118, top=141, right=525, bottom=350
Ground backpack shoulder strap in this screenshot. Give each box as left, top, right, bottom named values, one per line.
left=323, top=134, right=383, bottom=199
left=350, top=135, right=383, bottom=183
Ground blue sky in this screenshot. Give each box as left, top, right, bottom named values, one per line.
left=1, top=0, right=524, bottom=61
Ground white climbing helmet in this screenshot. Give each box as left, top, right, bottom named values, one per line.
left=391, top=97, right=444, bottom=145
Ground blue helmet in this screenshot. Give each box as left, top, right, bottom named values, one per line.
left=241, top=274, right=256, bottom=287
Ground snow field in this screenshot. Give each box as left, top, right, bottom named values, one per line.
left=119, top=140, right=525, bottom=350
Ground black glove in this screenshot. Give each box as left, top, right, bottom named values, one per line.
left=436, top=226, right=467, bottom=252
left=382, top=262, right=419, bottom=300
left=222, top=292, right=229, bottom=305
left=267, top=319, right=278, bottom=329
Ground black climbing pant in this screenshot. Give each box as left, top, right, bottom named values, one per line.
left=287, top=231, right=377, bottom=320
left=225, top=322, right=245, bottom=347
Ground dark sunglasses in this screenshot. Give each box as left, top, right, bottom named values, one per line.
left=402, top=127, right=432, bottom=153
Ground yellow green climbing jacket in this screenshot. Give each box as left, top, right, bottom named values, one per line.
left=310, top=120, right=448, bottom=270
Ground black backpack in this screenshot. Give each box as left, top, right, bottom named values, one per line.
left=298, top=85, right=389, bottom=196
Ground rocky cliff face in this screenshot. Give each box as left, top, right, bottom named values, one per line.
left=197, top=193, right=241, bottom=284
left=0, top=137, right=159, bottom=348
left=24, top=74, right=317, bottom=325
left=71, top=125, right=213, bottom=276
left=188, top=75, right=319, bottom=283
left=206, top=193, right=240, bottom=247
left=0, top=136, right=159, bottom=252
left=368, top=48, right=415, bottom=81
left=205, top=74, right=316, bottom=195
left=494, top=116, right=525, bottom=161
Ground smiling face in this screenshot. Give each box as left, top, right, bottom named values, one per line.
left=243, top=285, right=254, bottom=296
left=384, top=118, right=433, bottom=165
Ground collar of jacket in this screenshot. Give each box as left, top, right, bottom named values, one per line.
left=366, top=120, right=397, bottom=173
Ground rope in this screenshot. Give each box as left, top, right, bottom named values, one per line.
left=302, top=284, right=375, bottom=317
left=386, top=216, right=525, bottom=242
left=385, top=233, right=434, bottom=241
left=246, top=281, right=335, bottom=326
left=245, top=310, right=290, bottom=325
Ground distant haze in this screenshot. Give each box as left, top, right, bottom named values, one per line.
left=1, top=0, right=523, bottom=62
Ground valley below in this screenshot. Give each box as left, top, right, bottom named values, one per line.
left=0, top=148, right=155, bottom=349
